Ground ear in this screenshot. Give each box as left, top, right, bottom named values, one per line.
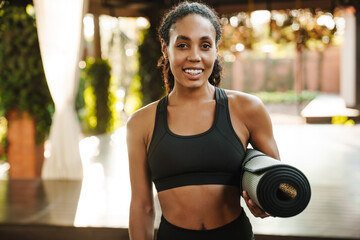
left=161, top=39, right=168, bottom=59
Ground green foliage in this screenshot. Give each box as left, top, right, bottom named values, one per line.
left=82, top=85, right=96, bottom=132
left=0, top=3, right=54, bottom=144
left=270, top=9, right=337, bottom=52
left=108, top=84, right=122, bottom=131
left=0, top=181, right=7, bottom=218
left=75, top=67, right=86, bottom=121
left=138, top=27, right=165, bottom=105
left=220, top=9, right=339, bottom=59
left=0, top=117, right=7, bottom=149
left=82, top=58, right=114, bottom=135
left=252, top=90, right=319, bottom=103
left=125, top=74, right=143, bottom=115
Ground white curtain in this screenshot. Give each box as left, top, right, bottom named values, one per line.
left=34, top=0, right=88, bottom=179
left=340, top=8, right=356, bottom=108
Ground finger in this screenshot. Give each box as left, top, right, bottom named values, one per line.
left=243, top=191, right=253, bottom=204
left=243, top=193, right=260, bottom=214
left=260, top=215, right=269, bottom=219
left=247, top=199, right=261, bottom=216
left=247, top=199, right=256, bottom=209
left=248, top=200, right=269, bottom=218
left=243, top=191, right=270, bottom=218
left=257, top=210, right=270, bottom=218
left=242, top=190, right=249, bottom=200
left=244, top=200, right=258, bottom=216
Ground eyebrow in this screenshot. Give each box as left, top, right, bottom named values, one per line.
left=176, top=35, right=213, bottom=42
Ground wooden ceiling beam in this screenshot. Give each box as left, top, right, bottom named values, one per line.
left=88, top=0, right=341, bottom=17
left=214, top=0, right=335, bottom=15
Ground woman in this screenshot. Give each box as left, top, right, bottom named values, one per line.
left=127, top=2, right=280, bottom=239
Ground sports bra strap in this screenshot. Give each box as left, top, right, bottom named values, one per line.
left=147, top=97, right=167, bottom=159
left=156, top=87, right=228, bottom=132
left=215, top=87, right=227, bottom=107
left=157, top=95, right=168, bottom=113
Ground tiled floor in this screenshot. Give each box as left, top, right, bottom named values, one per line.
left=248, top=124, right=360, bottom=238
left=0, top=121, right=360, bottom=239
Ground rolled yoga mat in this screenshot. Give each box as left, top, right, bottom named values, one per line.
left=242, top=149, right=311, bottom=217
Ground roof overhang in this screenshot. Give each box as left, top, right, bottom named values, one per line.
left=89, top=0, right=355, bottom=17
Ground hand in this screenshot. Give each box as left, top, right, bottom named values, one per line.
left=242, top=190, right=271, bottom=219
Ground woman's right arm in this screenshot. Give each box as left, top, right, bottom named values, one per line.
left=127, top=111, right=155, bottom=240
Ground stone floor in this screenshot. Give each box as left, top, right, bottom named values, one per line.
left=0, top=101, right=360, bottom=239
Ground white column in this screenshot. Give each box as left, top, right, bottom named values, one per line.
left=340, top=8, right=356, bottom=108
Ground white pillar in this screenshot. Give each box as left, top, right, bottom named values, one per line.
left=340, top=8, right=356, bottom=107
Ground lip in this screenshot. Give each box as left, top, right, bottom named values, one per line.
left=183, top=67, right=204, bottom=71
left=182, top=68, right=204, bottom=80
left=183, top=68, right=204, bottom=80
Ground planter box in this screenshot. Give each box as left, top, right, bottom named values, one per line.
left=7, top=110, right=44, bottom=179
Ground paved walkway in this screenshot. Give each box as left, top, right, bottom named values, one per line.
left=250, top=124, right=360, bottom=238
left=1, top=114, right=360, bottom=239
left=76, top=122, right=360, bottom=238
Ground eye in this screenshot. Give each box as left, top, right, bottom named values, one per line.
left=202, top=43, right=212, bottom=49
left=176, top=43, right=187, bottom=49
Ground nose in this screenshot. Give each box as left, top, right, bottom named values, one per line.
left=187, top=47, right=201, bottom=62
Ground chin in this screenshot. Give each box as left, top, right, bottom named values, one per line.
left=182, top=80, right=209, bottom=90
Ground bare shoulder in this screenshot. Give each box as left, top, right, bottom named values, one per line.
left=223, top=88, right=271, bottom=137
left=224, top=89, right=279, bottom=159
left=127, top=101, right=158, bottom=125
left=224, top=89, right=266, bottom=116
left=126, top=100, right=159, bottom=141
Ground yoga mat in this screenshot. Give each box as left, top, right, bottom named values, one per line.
left=242, top=149, right=311, bottom=217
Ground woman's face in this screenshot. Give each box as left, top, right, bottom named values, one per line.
left=162, top=14, right=218, bottom=90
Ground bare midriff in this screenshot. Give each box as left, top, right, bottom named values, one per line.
left=157, top=184, right=242, bottom=230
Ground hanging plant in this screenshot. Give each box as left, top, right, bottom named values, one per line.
left=83, top=57, right=113, bottom=135
left=0, top=3, right=54, bottom=144
left=138, top=26, right=165, bottom=105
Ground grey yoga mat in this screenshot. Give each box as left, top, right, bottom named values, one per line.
left=242, top=149, right=311, bottom=217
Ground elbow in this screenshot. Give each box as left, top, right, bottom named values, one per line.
left=130, top=199, right=155, bottom=216
left=144, top=203, right=155, bottom=216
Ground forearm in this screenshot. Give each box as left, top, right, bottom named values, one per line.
left=129, top=203, right=155, bottom=240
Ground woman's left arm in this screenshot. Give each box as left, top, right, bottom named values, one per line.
left=246, top=96, right=280, bottom=160
left=230, top=92, right=280, bottom=218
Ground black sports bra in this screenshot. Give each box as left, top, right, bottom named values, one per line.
left=147, top=87, right=246, bottom=192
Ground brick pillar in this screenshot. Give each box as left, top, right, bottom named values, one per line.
left=7, top=110, right=44, bottom=179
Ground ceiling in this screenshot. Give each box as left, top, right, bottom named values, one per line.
left=88, top=0, right=356, bottom=17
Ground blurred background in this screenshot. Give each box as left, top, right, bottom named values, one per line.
left=0, top=0, right=359, bottom=239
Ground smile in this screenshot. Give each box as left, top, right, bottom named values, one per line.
left=183, top=69, right=203, bottom=75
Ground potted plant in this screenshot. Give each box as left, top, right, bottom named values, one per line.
left=82, top=57, right=113, bottom=135
left=0, top=2, right=54, bottom=178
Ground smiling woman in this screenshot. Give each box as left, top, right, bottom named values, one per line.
left=126, top=1, right=280, bottom=240
left=157, top=3, right=223, bottom=93
left=161, top=14, right=218, bottom=90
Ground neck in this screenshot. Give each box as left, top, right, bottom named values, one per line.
left=169, top=83, right=215, bottom=105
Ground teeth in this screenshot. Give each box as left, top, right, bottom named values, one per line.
left=184, top=69, right=202, bottom=75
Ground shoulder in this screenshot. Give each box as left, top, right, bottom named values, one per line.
left=224, top=89, right=266, bottom=117
left=223, top=88, right=271, bottom=134
left=127, top=100, right=160, bottom=129
left=223, top=89, right=279, bottom=159
left=126, top=100, right=160, bottom=141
